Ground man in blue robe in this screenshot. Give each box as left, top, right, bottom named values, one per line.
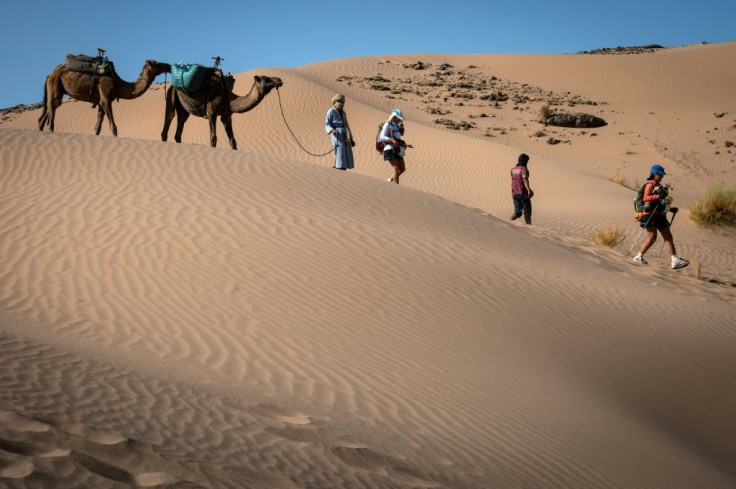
left=325, top=94, right=355, bottom=170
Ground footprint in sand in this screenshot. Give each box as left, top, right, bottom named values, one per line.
left=0, top=458, right=34, bottom=479
left=0, top=438, right=70, bottom=458
left=70, top=451, right=179, bottom=487
left=59, top=422, right=128, bottom=445
left=0, top=410, right=51, bottom=433
left=277, top=413, right=311, bottom=425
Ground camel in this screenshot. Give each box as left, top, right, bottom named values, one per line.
left=161, top=75, right=283, bottom=149
left=38, top=59, right=171, bottom=136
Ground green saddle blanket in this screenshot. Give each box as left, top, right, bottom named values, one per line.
left=171, top=64, right=235, bottom=92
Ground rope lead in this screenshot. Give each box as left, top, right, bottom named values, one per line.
left=276, top=88, right=335, bottom=157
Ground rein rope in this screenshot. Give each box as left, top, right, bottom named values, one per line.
left=276, top=88, right=334, bottom=157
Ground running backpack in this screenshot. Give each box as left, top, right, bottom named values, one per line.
left=634, top=182, right=670, bottom=220
left=375, top=123, right=385, bottom=153
left=634, top=182, right=647, bottom=221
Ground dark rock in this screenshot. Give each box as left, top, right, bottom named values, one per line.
left=427, top=107, right=450, bottom=115
left=479, top=91, right=508, bottom=102
left=403, top=61, right=430, bottom=70
left=547, top=138, right=562, bottom=145
left=370, top=84, right=391, bottom=91
left=725, top=141, right=734, bottom=147
left=545, top=112, right=607, bottom=128
left=434, top=118, right=473, bottom=131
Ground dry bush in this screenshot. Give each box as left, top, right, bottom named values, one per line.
left=689, top=185, right=736, bottom=226
left=539, top=104, right=552, bottom=120
left=610, top=172, right=626, bottom=186
left=589, top=226, right=626, bottom=248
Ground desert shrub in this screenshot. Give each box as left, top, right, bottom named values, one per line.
left=689, top=185, right=736, bottom=226
left=610, top=172, right=626, bottom=186
left=589, top=226, right=626, bottom=248
left=539, top=104, right=552, bottom=120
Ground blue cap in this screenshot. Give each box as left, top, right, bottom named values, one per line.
left=650, top=164, right=666, bottom=176
left=391, top=109, right=404, bottom=121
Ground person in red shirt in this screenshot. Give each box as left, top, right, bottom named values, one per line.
left=510, top=153, right=534, bottom=225
left=633, top=164, right=688, bottom=269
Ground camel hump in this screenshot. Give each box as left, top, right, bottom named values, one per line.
left=64, top=53, right=116, bottom=76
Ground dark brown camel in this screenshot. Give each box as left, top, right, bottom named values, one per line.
left=39, top=60, right=171, bottom=136
left=161, top=75, right=283, bottom=149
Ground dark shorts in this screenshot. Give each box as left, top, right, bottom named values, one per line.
left=640, top=213, right=670, bottom=229
left=383, top=147, right=404, bottom=161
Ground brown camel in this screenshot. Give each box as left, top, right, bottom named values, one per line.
left=38, top=59, right=171, bottom=136
left=161, top=75, right=283, bottom=149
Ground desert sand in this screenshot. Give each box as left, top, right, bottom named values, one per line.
left=0, top=42, right=735, bottom=488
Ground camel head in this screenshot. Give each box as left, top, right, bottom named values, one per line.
left=144, top=60, right=172, bottom=77
left=254, top=75, right=283, bottom=95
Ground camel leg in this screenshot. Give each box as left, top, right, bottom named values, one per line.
left=44, top=86, right=63, bottom=133
left=173, top=104, right=189, bottom=144
left=221, top=115, right=237, bottom=150
left=47, top=95, right=61, bottom=132
left=103, top=102, right=118, bottom=137
left=161, top=86, right=176, bottom=142
left=44, top=72, right=66, bottom=132
left=38, top=110, right=48, bottom=131
left=95, top=106, right=105, bottom=136
left=209, top=115, right=218, bottom=148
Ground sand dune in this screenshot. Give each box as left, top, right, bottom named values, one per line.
left=1, top=43, right=735, bottom=488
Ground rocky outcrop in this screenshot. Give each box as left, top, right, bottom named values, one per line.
left=577, top=44, right=664, bottom=55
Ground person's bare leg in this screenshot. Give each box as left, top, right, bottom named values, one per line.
left=659, top=227, right=677, bottom=256
left=391, top=159, right=400, bottom=184
left=639, top=228, right=658, bottom=256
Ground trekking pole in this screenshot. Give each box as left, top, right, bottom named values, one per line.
left=625, top=225, right=646, bottom=256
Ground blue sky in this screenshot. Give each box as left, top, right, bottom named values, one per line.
left=2, top=0, right=734, bottom=109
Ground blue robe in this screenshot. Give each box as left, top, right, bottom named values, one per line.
left=325, top=107, right=355, bottom=169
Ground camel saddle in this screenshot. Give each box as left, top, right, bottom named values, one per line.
left=172, top=63, right=235, bottom=92
left=65, top=54, right=116, bottom=76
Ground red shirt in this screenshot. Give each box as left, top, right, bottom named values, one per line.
left=511, top=166, right=529, bottom=195
left=642, top=180, right=665, bottom=215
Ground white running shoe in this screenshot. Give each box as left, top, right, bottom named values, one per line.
left=633, top=255, right=648, bottom=265
left=671, top=257, right=689, bottom=269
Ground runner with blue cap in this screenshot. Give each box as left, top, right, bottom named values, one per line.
left=633, top=164, right=688, bottom=269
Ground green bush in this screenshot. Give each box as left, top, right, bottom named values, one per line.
left=689, top=185, right=736, bottom=226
